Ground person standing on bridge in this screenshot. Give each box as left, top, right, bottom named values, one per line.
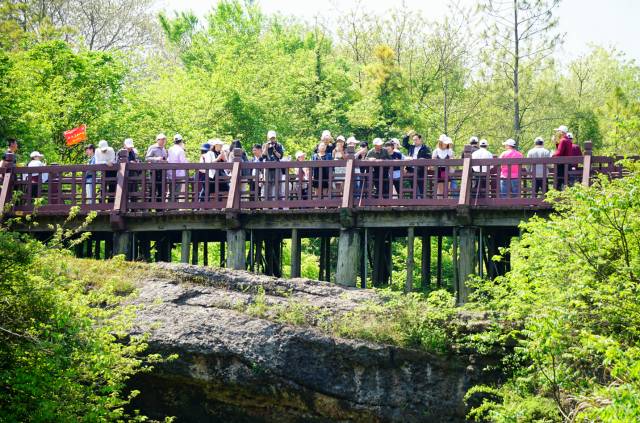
left=467, top=136, right=480, bottom=154
left=568, top=132, right=582, bottom=186
left=527, top=137, right=551, bottom=196
left=312, top=142, right=332, bottom=199
left=27, top=151, right=47, bottom=200
left=263, top=130, right=284, bottom=201
left=95, top=140, right=116, bottom=202
left=366, top=138, right=390, bottom=199
left=145, top=133, right=168, bottom=204
left=211, top=139, right=229, bottom=198
left=250, top=144, right=264, bottom=200
left=402, top=131, right=431, bottom=199
left=552, top=125, right=572, bottom=190
left=471, top=139, right=493, bottom=198
left=432, top=134, right=454, bottom=198
left=84, top=144, right=96, bottom=204
left=167, top=134, right=188, bottom=202
left=385, top=141, right=403, bottom=199
left=1, top=138, right=18, bottom=166
left=499, top=139, right=523, bottom=198
left=121, top=138, right=140, bottom=196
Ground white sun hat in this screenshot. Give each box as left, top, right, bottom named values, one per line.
left=554, top=125, right=568, bottom=133
left=372, top=138, right=383, bottom=146
left=479, top=139, right=488, bottom=147
left=295, top=151, right=305, bottom=159
left=124, top=138, right=134, bottom=148
left=98, top=140, right=109, bottom=151
left=30, top=151, right=44, bottom=159
left=346, top=136, right=358, bottom=145
left=267, top=130, right=277, bottom=139
left=321, top=130, right=332, bottom=140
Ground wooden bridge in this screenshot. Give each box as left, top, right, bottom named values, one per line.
left=0, top=142, right=627, bottom=302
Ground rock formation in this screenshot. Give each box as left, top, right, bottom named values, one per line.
left=128, top=264, right=496, bottom=422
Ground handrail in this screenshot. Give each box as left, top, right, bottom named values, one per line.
left=1, top=147, right=631, bottom=217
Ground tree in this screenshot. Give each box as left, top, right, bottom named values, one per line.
left=479, top=0, right=563, bottom=141
left=0, top=0, right=157, bottom=51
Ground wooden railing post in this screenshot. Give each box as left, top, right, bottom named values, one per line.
left=0, top=153, right=15, bottom=217
left=225, top=148, right=242, bottom=211
left=582, top=140, right=593, bottom=187
left=458, top=145, right=473, bottom=208
left=341, top=145, right=355, bottom=209
left=111, top=150, right=129, bottom=230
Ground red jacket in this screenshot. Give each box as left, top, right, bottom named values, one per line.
left=571, top=143, right=582, bottom=156
left=555, top=135, right=573, bottom=157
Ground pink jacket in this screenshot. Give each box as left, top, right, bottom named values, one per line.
left=499, top=149, right=523, bottom=178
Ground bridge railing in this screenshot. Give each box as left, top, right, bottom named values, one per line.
left=125, top=162, right=234, bottom=211
left=0, top=141, right=632, bottom=217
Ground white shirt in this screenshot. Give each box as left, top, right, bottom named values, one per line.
left=94, top=147, right=116, bottom=165
left=27, top=159, right=48, bottom=183
left=472, top=147, right=493, bottom=172
left=432, top=148, right=453, bottom=160
left=527, top=146, right=551, bottom=177
left=200, top=151, right=216, bottom=179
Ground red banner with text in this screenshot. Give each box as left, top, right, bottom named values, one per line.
left=64, top=125, right=87, bottom=147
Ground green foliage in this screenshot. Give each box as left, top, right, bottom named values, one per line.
left=0, top=225, right=169, bottom=421
left=334, top=289, right=458, bottom=354
left=466, top=163, right=640, bottom=421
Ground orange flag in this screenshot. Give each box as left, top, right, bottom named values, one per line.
left=64, top=124, right=87, bottom=147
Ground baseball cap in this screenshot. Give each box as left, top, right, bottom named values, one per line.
left=372, top=138, right=383, bottom=146
left=469, top=136, right=479, bottom=144
left=554, top=125, right=568, bottom=133
left=267, top=130, right=277, bottom=139
left=124, top=138, right=134, bottom=148
left=321, top=130, right=332, bottom=140
left=174, top=133, right=183, bottom=142
left=534, top=137, right=544, bottom=145
left=98, top=140, right=109, bottom=151
left=336, top=135, right=346, bottom=142
left=503, top=139, right=517, bottom=147
left=295, top=151, right=305, bottom=159
left=156, top=133, right=167, bottom=141
left=200, top=143, right=211, bottom=152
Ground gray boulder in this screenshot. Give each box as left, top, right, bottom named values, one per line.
left=128, top=264, right=496, bottom=422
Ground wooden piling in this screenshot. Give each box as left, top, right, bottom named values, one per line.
left=406, top=227, right=414, bottom=292
left=290, top=229, right=301, bottom=278
left=181, top=230, right=191, bottom=264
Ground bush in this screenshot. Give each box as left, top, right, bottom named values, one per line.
left=0, top=229, right=162, bottom=422
left=466, top=163, right=640, bottom=421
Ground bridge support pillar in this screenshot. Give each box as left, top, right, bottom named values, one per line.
left=336, top=229, right=361, bottom=287
left=290, top=229, right=301, bottom=278
left=113, top=231, right=131, bottom=259
left=226, top=229, right=246, bottom=270
left=421, top=234, right=431, bottom=290
left=457, top=226, right=477, bottom=304
left=406, top=227, right=415, bottom=292
left=181, top=230, right=191, bottom=264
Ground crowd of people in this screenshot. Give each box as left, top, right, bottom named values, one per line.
left=1, top=124, right=585, bottom=202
